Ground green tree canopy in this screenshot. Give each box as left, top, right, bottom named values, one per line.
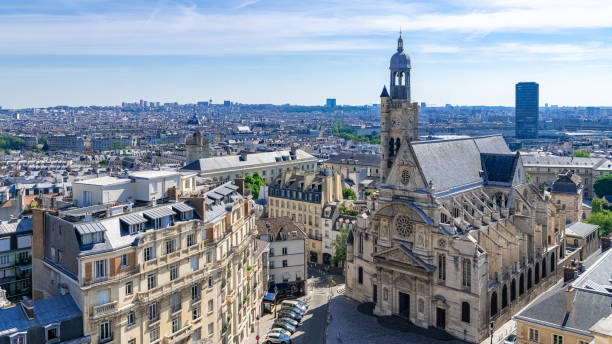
left=244, top=173, right=266, bottom=199
left=342, top=187, right=356, bottom=200
left=331, top=121, right=380, bottom=144
left=572, top=150, right=590, bottom=158
left=0, top=136, right=25, bottom=152
left=594, top=174, right=612, bottom=198
left=331, top=225, right=349, bottom=266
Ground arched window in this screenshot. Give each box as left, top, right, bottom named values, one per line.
left=511, top=279, right=517, bottom=301
left=542, top=258, right=547, bottom=278
left=453, top=208, right=460, bottom=218
left=501, top=285, right=508, bottom=309
left=535, top=263, right=540, bottom=284
left=551, top=253, right=555, bottom=272
left=519, top=273, right=525, bottom=295
left=461, top=302, right=470, bottom=323
left=527, top=268, right=533, bottom=289
left=358, top=267, right=363, bottom=284
left=440, top=212, right=448, bottom=224
left=490, top=292, right=498, bottom=317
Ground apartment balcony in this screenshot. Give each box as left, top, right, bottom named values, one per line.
left=165, top=324, right=192, bottom=343
left=92, top=301, right=117, bottom=319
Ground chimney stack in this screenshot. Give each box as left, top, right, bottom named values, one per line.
left=235, top=177, right=246, bottom=196
left=20, top=296, right=35, bottom=320
left=167, top=186, right=178, bottom=202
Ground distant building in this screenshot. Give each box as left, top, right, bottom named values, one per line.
left=185, top=131, right=210, bottom=163
left=325, top=153, right=381, bottom=178
left=515, top=82, right=539, bottom=139
left=256, top=217, right=307, bottom=296
left=46, top=134, right=84, bottom=151
left=326, top=98, right=336, bottom=107
left=223, top=100, right=231, bottom=107
left=181, top=148, right=318, bottom=184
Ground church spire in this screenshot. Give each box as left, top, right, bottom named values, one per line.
left=397, top=29, right=403, bottom=52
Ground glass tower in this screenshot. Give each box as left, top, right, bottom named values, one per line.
left=515, top=82, right=539, bottom=139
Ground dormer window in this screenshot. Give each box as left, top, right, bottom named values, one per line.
left=10, top=332, right=26, bottom=344
left=45, top=323, right=60, bottom=343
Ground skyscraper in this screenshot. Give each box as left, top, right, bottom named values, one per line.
left=325, top=98, right=336, bottom=107
left=515, top=82, right=539, bottom=139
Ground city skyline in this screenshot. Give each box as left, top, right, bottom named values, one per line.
left=1, top=0, right=612, bottom=108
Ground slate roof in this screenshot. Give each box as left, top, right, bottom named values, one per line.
left=0, top=218, right=33, bottom=235
left=514, top=288, right=612, bottom=336
left=573, top=248, right=612, bottom=295
left=255, top=217, right=307, bottom=240
left=480, top=153, right=518, bottom=184
left=552, top=171, right=582, bottom=194
left=326, top=153, right=380, bottom=167
left=565, top=222, right=598, bottom=238
left=181, top=149, right=316, bottom=172
left=380, top=86, right=389, bottom=98
left=520, top=155, right=605, bottom=168
left=0, top=294, right=82, bottom=335
left=411, top=135, right=512, bottom=195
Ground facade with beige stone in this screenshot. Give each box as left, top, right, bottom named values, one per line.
left=32, top=181, right=267, bottom=344
left=267, top=170, right=342, bottom=264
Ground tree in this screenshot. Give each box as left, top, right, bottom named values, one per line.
left=525, top=172, right=533, bottom=182
left=244, top=173, right=266, bottom=199
left=587, top=210, right=612, bottom=236
left=342, top=187, right=356, bottom=200
left=594, top=174, right=612, bottom=198
left=331, top=226, right=349, bottom=266
left=592, top=197, right=610, bottom=213
left=572, top=150, right=590, bottom=158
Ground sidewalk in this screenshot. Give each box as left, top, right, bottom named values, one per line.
left=478, top=320, right=516, bottom=344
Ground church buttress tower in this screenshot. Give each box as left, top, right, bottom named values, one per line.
left=380, top=32, right=419, bottom=183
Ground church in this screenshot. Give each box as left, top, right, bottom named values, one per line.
left=345, top=34, right=571, bottom=343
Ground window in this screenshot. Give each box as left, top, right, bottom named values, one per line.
left=282, top=247, right=288, bottom=255
left=127, top=312, right=135, bottom=326
left=208, top=323, right=214, bottom=335
left=170, top=265, right=179, bottom=280
left=358, top=267, right=363, bottom=284
left=528, top=328, right=539, bottom=342
left=206, top=252, right=212, bottom=263
left=121, top=254, right=128, bottom=267
left=461, top=302, right=470, bottom=323
left=208, top=276, right=213, bottom=288
left=149, top=302, right=158, bottom=321
left=10, top=333, right=26, bottom=344
left=128, top=340, right=135, bottom=344
left=150, top=327, right=159, bottom=342
left=0, top=255, right=9, bottom=266
left=269, top=248, right=274, bottom=256
left=187, top=233, right=195, bottom=247
left=172, top=316, right=181, bottom=333
left=46, top=324, right=60, bottom=343
left=99, top=321, right=111, bottom=342
left=147, top=274, right=157, bottom=290
left=166, top=239, right=176, bottom=254
left=125, top=281, right=133, bottom=295
left=191, top=257, right=199, bottom=271
left=553, top=335, right=563, bottom=344
left=192, top=306, right=200, bottom=320
left=144, top=246, right=155, bottom=261
left=438, top=254, right=446, bottom=281
left=282, top=260, right=288, bottom=267
left=171, top=293, right=181, bottom=312
left=208, top=300, right=214, bottom=314
left=95, top=260, right=107, bottom=280
left=462, top=259, right=471, bottom=287
left=192, top=284, right=200, bottom=301
left=270, top=261, right=275, bottom=268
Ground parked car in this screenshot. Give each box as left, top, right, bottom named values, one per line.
left=268, top=328, right=292, bottom=337
left=281, top=305, right=305, bottom=316
left=277, top=309, right=303, bottom=321
left=271, top=321, right=296, bottom=334
left=277, top=317, right=299, bottom=327
left=504, top=335, right=517, bottom=344
left=281, top=300, right=308, bottom=312
left=264, top=331, right=292, bottom=344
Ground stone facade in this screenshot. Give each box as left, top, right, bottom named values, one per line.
left=345, top=35, right=570, bottom=343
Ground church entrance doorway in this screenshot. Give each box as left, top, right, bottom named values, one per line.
left=436, top=307, right=446, bottom=329
left=398, top=292, right=410, bottom=318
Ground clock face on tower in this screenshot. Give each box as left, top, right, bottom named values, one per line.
left=391, top=117, right=401, bottom=129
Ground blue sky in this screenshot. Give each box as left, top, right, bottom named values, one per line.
left=1, top=0, right=612, bottom=108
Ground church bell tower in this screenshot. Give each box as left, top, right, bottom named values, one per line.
left=380, top=32, right=419, bottom=183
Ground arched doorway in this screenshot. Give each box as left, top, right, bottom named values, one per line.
left=535, top=263, right=540, bottom=284
left=490, top=292, right=498, bottom=317
left=502, top=285, right=508, bottom=309
left=542, top=258, right=547, bottom=278
left=511, top=279, right=517, bottom=301
left=519, top=274, right=525, bottom=295
left=551, top=253, right=556, bottom=272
